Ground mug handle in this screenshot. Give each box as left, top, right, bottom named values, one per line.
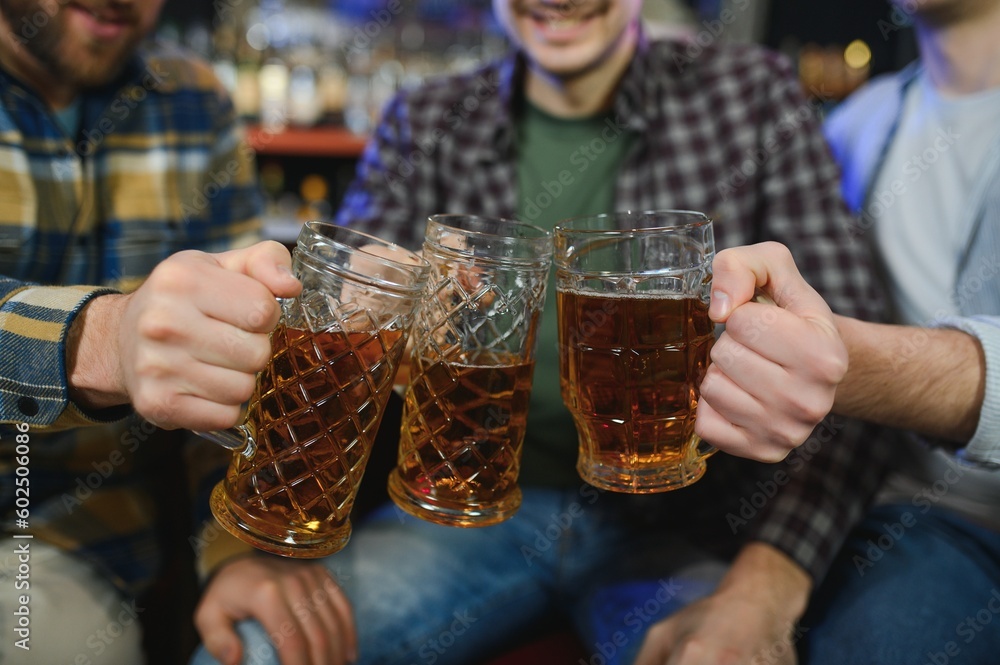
left=195, top=426, right=257, bottom=459
left=695, top=437, right=717, bottom=460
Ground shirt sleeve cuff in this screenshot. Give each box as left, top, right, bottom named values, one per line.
left=935, top=316, right=1000, bottom=465
left=0, top=285, right=122, bottom=428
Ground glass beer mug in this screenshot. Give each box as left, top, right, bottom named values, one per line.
left=388, top=215, right=552, bottom=527
left=554, top=210, right=716, bottom=493
left=200, top=222, right=429, bottom=557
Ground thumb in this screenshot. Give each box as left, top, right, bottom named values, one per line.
left=216, top=240, right=302, bottom=300
left=710, top=241, right=832, bottom=323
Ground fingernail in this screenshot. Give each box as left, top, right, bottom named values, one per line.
left=710, top=289, right=730, bottom=320
left=278, top=264, right=295, bottom=279
left=348, top=648, right=358, bottom=664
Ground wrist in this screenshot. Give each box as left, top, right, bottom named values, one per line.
left=718, top=542, right=812, bottom=623
left=66, top=293, right=129, bottom=409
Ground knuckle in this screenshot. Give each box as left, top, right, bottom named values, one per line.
left=649, top=621, right=671, bottom=640
left=803, top=399, right=833, bottom=425
left=133, top=391, right=168, bottom=422
left=759, top=444, right=793, bottom=463
left=763, top=240, right=794, bottom=263
left=148, top=397, right=178, bottom=426
left=712, top=248, right=740, bottom=272
left=676, top=638, right=711, bottom=661
left=815, top=345, right=849, bottom=383
left=258, top=239, right=285, bottom=254
left=172, top=248, right=204, bottom=263
left=783, top=397, right=824, bottom=428
left=152, top=255, right=199, bottom=288
left=247, top=336, right=273, bottom=371
left=791, top=392, right=833, bottom=425
left=129, top=350, right=159, bottom=380
left=221, top=328, right=251, bottom=356
left=137, top=310, right=178, bottom=342
left=698, top=372, right=724, bottom=404
left=725, top=307, right=757, bottom=340
left=248, top=298, right=280, bottom=330
left=282, top=632, right=308, bottom=656
left=233, top=373, right=258, bottom=404
left=770, top=420, right=812, bottom=453
left=693, top=414, right=712, bottom=439
left=709, top=337, right=740, bottom=368
left=131, top=393, right=153, bottom=417
left=697, top=376, right=716, bottom=402
left=255, top=579, right=283, bottom=604
left=310, top=630, right=331, bottom=654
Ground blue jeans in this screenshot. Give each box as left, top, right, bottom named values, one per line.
left=802, top=503, right=1000, bottom=665
left=190, top=487, right=726, bottom=665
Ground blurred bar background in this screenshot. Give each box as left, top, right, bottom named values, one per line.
left=152, top=0, right=917, bottom=243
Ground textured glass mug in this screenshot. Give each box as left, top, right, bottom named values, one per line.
left=388, top=214, right=552, bottom=526
left=554, top=210, right=716, bottom=493
left=199, top=222, right=429, bottom=557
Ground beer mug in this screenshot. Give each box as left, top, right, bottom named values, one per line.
left=199, top=222, right=429, bottom=557
left=388, top=215, right=552, bottom=527
left=554, top=210, right=716, bottom=493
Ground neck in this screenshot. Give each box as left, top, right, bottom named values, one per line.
left=524, top=21, right=639, bottom=118
left=0, top=14, right=77, bottom=108
left=916, top=2, right=1000, bottom=96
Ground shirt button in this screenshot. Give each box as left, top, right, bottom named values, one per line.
left=17, top=397, right=39, bottom=417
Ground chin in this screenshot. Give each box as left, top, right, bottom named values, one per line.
left=57, top=43, right=135, bottom=89
left=898, top=0, right=994, bottom=25
left=519, top=33, right=612, bottom=78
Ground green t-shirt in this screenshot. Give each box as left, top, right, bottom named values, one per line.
left=516, top=100, right=635, bottom=487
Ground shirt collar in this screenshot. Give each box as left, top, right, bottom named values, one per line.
left=480, top=52, right=521, bottom=160
left=610, top=29, right=652, bottom=133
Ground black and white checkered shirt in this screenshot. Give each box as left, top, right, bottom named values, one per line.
left=336, top=37, right=891, bottom=582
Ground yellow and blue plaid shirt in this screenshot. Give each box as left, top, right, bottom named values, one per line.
left=0, top=42, right=261, bottom=595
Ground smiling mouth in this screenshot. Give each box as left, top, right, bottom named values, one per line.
left=534, top=13, right=589, bottom=29
left=519, top=1, right=606, bottom=28
left=71, top=2, right=133, bottom=28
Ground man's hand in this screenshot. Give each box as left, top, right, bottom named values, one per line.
left=634, top=543, right=810, bottom=665
left=696, top=242, right=848, bottom=462
left=68, top=241, right=302, bottom=430
left=195, top=556, right=357, bottom=665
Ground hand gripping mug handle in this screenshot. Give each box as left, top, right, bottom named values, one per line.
left=695, top=291, right=776, bottom=461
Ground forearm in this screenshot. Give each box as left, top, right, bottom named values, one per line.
left=833, top=315, right=985, bottom=442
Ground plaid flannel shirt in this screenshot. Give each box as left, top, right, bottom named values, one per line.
left=0, top=42, right=261, bottom=595
left=336, top=39, right=893, bottom=582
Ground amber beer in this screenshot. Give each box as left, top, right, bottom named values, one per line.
left=201, top=222, right=428, bottom=557
left=558, top=290, right=714, bottom=492
left=212, top=323, right=404, bottom=556
left=388, top=214, right=552, bottom=526
left=389, top=350, right=535, bottom=527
